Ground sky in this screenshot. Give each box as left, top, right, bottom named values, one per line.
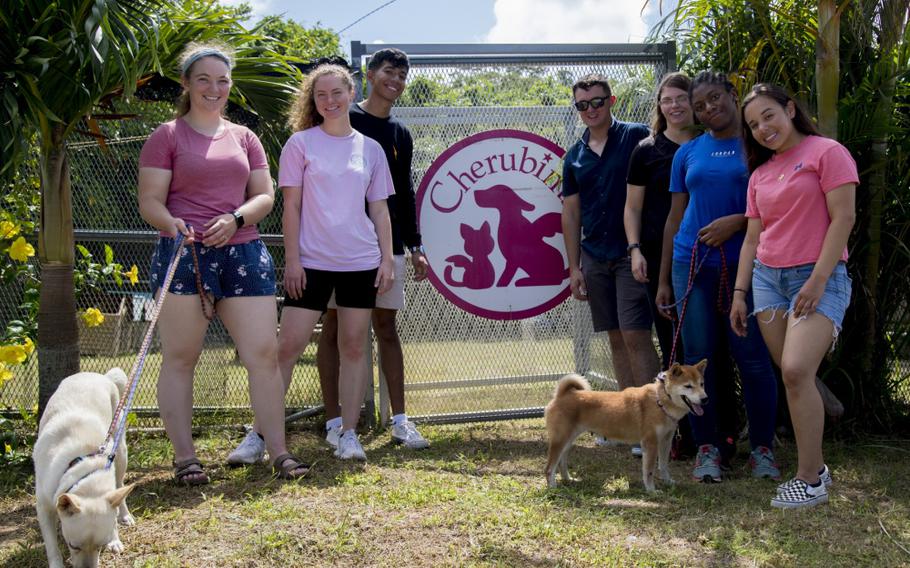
left=221, top=0, right=677, bottom=56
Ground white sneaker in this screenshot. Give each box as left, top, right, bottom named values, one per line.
left=325, top=426, right=342, bottom=449
left=391, top=421, right=429, bottom=450
left=594, top=435, right=618, bottom=447
left=334, top=431, right=366, bottom=461
left=227, top=429, right=265, bottom=466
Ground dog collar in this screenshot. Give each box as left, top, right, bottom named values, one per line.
left=61, top=453, right=109, bottom=494
left=654, top=376, right=675, bottom=419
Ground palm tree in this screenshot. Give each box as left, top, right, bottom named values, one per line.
left=0, top=1, right=304, bottom=414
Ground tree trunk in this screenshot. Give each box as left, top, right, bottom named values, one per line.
left=816, top=0, right=839, bottom=137
left=37, top=128, right=79, bottom=417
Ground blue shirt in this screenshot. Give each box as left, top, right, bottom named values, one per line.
left=562, top=120, right=649, bottom=261
left=669, top=133, right=749, bottom=267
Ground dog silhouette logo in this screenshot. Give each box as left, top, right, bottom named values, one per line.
left=417, top=129, right=570, bottom=320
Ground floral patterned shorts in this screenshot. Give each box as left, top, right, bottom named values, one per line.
left=150, top=238, right=276, bottom=300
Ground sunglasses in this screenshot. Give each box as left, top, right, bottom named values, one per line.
left=573, top=97, right=607, bottom=111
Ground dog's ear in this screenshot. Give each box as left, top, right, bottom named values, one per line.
left=668, top=362, right=682, bottom=376
left=57, top=493, right=82, bottom=516
left=106, top=484, right=135, bottom=508
left=694, top=359, right=708, bottom=374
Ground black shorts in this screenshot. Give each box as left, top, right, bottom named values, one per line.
left=581, top=251, right=653, bottom=332
left=283, top=267, right=378, bottom=311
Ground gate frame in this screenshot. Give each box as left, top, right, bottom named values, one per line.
left=349, top=41, right=677, bottom=425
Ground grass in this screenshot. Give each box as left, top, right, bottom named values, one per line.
left=2, top=420, right=909, bottom=567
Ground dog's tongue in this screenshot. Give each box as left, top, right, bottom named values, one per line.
left=691, top=404, right=704, bottom=417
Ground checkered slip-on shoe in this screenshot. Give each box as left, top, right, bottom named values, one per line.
left=777, top=464, right=832, bottom=493
left=771, top=477, right=828, bottom=509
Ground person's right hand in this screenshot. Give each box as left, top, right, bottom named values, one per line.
left=169, top=218, right=195, bottom=244
left=730, top=296, right=749, bottom=337
left=570, top=267, right=588, bottom=301
left=630, top=249, right=648, bottom=283
left=284, top=262, right=306, bottom=300
left=655, top=283, right=676, bottom=320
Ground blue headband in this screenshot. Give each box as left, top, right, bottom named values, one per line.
left=181, top=48, right=232, bottom=76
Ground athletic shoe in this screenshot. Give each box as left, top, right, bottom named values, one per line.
left=777, top=464, right=832, bottom=493
left=594, top=435, right=618, bottom=447
left=226, top=429, right=265, bottom=466
left=749, top=446, right=782, bottom=480
left=771, top=478, right=828, bottom=509
left=630, top=444, right=643, bottom=458
left=334, top=430, right=367, bottom=461
left=391, top=421, right=429, bottom=449
left=692, top=444, right=722, bottom=483
left=325, top=425, right=342, bottom=449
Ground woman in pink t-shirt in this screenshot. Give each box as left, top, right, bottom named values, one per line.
left=730, top=83, right=857, bottom=509
left=138, top=44, right=308, bottom=483
left=274, top=64, right=395, bottom=461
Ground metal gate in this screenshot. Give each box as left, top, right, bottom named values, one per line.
left=350, top=42, right=676, bottom=423
left=0, top=42, right=675, bottom=426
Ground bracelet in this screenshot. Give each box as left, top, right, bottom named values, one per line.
left=733, top=288, right=748, bottom=295
left=626, top=242, right=641, bottom=252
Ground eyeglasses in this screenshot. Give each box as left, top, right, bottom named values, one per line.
left=573, top=97, right=607, bottom=111
left=659, top=95, right=689, bottom=106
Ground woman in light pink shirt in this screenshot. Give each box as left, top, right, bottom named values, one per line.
left=730, top=83, right=857, bottom=509
left=274, top=64, right=395, bottom=461
left=138, top=43, right=308, bottom=483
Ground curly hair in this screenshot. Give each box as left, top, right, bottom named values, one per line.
left=288, top=64, right=355, bottom=132
left=572, top=73, right=612, bottom=98
left=174, top=42, right=235, bottom=118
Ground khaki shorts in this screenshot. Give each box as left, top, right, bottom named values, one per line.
left=328, top=254, right=406, bottom=311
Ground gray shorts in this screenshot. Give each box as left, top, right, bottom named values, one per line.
left=581, top=251, right=654, bottom=332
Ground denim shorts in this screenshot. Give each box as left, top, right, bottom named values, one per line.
left=150, top=238, right=276, bottom=299
left=751, top=260, right=852, bottom=332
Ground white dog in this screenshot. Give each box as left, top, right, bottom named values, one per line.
left=33, top=368, right=135, bottom=568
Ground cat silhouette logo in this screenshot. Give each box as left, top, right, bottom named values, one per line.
left=416, top=129, right=569, bottom=320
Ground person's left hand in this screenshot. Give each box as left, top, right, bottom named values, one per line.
left=202, top=213, right=238, bottom=248
left=376, top=257, right=395, bottom=295
left=411, top=250, right=428, bottom=281
left=793, top=275, right=825, bottom=319
left=698, top=215, right=742, bottom=247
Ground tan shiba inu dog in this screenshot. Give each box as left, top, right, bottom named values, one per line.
left=33, top=369, right=135, bottom=568
left=545, top=360, right=708, bottom=492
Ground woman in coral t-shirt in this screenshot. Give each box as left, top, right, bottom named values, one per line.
left=731, top=83, right=858, bottom=509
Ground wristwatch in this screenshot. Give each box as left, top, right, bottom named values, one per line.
left=626, top=242, right=641, bottom=253
left=408, top=245, right=426, bottom=255
left=231, top=210, right=245, bottom=229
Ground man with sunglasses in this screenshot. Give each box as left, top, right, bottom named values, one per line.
left=561, top=75, right=660, bottom=448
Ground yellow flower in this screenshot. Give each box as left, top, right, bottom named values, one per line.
left=0, top=344, right=26, bottom=365
left=124, top=265, right=139, bottom=286
left=3, top=443, right=11, bottom=455
left=0, top=221, right=19, bottom=239
left=82, top=308, right=105, bottom=327
left=0, top=365, right=12, bottom=387
left=8, top=236, right=34, bottom=262
left=22, top=337, right=34, bottom=356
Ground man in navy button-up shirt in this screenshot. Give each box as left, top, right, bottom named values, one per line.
left=561, top=74, right=660, bottom=400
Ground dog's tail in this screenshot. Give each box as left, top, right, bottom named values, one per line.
left=106, top=367, right=128, bottom=395
left=553, top=374, right=591, bottom=398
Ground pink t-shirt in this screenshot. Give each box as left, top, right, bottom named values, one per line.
left=138, top=118, right=269, bottom=244
left=277, top=126, right=394, bottom=271
left=746, top=135, right=858, bottom=268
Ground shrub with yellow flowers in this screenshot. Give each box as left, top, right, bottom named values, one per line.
left=0, top=169, right=138, bottom=395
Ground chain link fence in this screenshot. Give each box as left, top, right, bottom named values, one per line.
left=1, top=43, right=685, bottom=426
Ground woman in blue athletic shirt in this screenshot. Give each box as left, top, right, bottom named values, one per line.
left=657, top=71, right=779, bottom=484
